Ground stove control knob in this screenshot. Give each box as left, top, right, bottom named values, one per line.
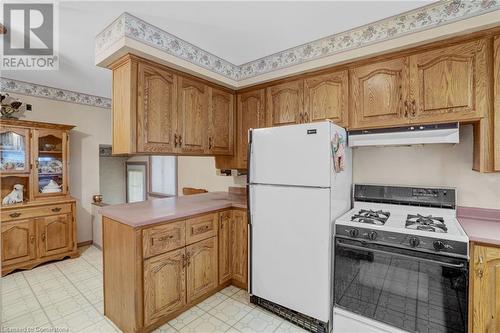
left=433, top=240, right=446, bottom=251
left=409, top=237, right=420, bottom=248
left=348, top=229, right=359, bottom=238
left=368, top=231, right=377, bottom=241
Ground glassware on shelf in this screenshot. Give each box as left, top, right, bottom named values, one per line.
left=36, top=132, right=65, bottom=195
left=0, top=130, right=27, bottom=172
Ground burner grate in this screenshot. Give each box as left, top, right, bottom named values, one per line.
left=406, top=214, right=448, bottom=233
left=351, top=209, right=390, bottom=225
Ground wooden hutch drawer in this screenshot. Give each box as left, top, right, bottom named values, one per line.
left=143, top=220, right=186, bottom=258
left=185, top=213, right=218, bottom=245
left=1, top=203, right=72, bottom=222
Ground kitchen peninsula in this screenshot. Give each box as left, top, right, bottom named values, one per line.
left=100, top=190, right=248, bottom=333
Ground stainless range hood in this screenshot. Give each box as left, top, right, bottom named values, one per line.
left=348, top=123, right=459, bottom=147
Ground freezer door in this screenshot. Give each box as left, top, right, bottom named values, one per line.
left=249, top=122, right=332, bottom=187
left=250, top=184, right=332, bottom=321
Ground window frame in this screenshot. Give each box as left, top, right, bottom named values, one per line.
left=148, top=156, right=178, bottom=198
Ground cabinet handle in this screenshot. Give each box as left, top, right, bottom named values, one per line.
left=30, top=235, right=35, bottom=244
left=479, top=255, right=484, bottom=264
left=41, top=233, right=46, bottom=242
left=477, top=269, right=484, bottom=278
left=208, top=137, right=212, bottom=150
left=404, top=101, right=409, bottom=118
left=174, top=134, right=178, bottom=147
left=179, top=135, right=182, bottom=146
left=51, top=207, right=61, bottom=212
left=9, top=212, right=21, bottom=218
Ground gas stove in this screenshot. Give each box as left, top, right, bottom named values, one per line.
left=335, top=184, right=468, bottom=258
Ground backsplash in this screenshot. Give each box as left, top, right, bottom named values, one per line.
left=353, top=124, right=500, bottom=209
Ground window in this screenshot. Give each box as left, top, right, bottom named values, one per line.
left=149, top=156, right=177, bottom=197
left=126, top=162, right=147, bottom=203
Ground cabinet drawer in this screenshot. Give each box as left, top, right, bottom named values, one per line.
left=1, top=203, right=72, bottom=222
left=143, top=221, right=186, bottom=258
left=186, top=213, right=218, bottom=245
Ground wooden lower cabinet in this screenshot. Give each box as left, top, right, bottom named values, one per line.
left=470, top=243, right=500, bottom=332
left=103, top=208, right=249, bottom=333
left=231, top=210, right=248, bottom=288
left=186, top=237, right=218, bottom=303
left=144, top=248, right=186, bottom=326
left=218, top=211, right=232, bottom=284
left=38, top=213, right=74, bottom=258
left=1, top=200, right=78, bottom=276
left=1, top=219, right=36, bottom=267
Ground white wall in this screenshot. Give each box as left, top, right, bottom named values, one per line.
left=9, top=93, right=112, bottom=243
left=177, top=156, right=245, bottom=195
left=353, top=125, right=500, bottom=209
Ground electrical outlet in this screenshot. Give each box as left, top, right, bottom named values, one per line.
left=25, top=104, right=32, bottom=111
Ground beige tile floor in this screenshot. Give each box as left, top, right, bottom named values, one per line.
left=1, top=246, right=307, bottom=333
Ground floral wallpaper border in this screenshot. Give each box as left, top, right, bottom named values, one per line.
left=0, top=78, right=112, bottom=109
left=96, top=0, right=500, bottom=81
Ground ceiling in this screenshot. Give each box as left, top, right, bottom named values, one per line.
left=2, top=1, right=432, bottom=99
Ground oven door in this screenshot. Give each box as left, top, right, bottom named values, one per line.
left=334, top=237, right=468, bottom=333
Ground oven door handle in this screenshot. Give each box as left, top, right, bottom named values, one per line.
left=337, top=242, right=466, bottom=269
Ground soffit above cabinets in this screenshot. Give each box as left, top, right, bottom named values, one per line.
left=95, top=2, right=500, bottom=89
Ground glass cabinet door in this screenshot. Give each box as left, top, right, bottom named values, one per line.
left=34, top=129, right=68, bottom=197
left=0, top=126, right=30, bottom=174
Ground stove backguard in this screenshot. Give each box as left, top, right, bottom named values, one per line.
left=353, top=184, right=456, bottom=209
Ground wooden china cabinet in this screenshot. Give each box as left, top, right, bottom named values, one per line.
left=0, top=119, right=77, bottom=276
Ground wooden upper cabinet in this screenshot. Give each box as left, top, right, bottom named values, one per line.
left=186, top=236, right=218, bottom=303
left=177, top=76, right=209, bottom=154
left=239, top=89, right=266, bottom=167
left=471, top=244, right=500, bottom=333
left=1, top=219, right=36, bottom=266
left=137, top=63, right=178, bottom=153
left=492, top=35, right=500, bottom=172
left=266, top=80, right=304, bottom=126
left=350, top=57, right=409, bottom=129
left=304, top=70, right=348, bottom=126
left=409, top=39, right=488, bottom=123
left=37, top=213, right=73, bottom=258
left=144, top=248, right=186, bottom=326
left=208, top=87, right=234, bottom=155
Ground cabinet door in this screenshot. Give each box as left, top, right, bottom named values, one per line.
left=1, top=219, right=36, bottom=266
left=137, top=63, right=178, bottom=153
left=472, top=244, right=500, bottom=333
left=409, top=39, right=488, bottom=123
left=218, top=211, right=232, bottom=285
left=231, top=210, right=248, bottom=288
left=266, top=80, right=304, bottom=126
left=350, top=57, right=409, bottom=129
left=0, top=126, right=30, bottom=174
left=33, top=129, right=68, bottom=197
left=186, top=237, right=218, bottom=303
left=144, top=248, right=186, bottom=326
left=495, top=36, right=500, bottom=171
left=239, top=89, right=266, bottom=167
left=304, top=70, right=348, bottom=126
left=38, top=213, right=73, bottom=258
left=208, top=88, right=234, bottom=155
left=178, top=76, right=209, bottom=154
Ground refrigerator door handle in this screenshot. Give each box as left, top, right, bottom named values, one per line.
left=247, top=128, right=253, bottom=293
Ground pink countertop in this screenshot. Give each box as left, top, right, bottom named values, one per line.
left=457, top=207, right=500, bottom=246
left=100, top=191, right=247, bottom=228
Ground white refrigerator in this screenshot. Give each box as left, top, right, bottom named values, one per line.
left=248, top=121, right=352, bottom=331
